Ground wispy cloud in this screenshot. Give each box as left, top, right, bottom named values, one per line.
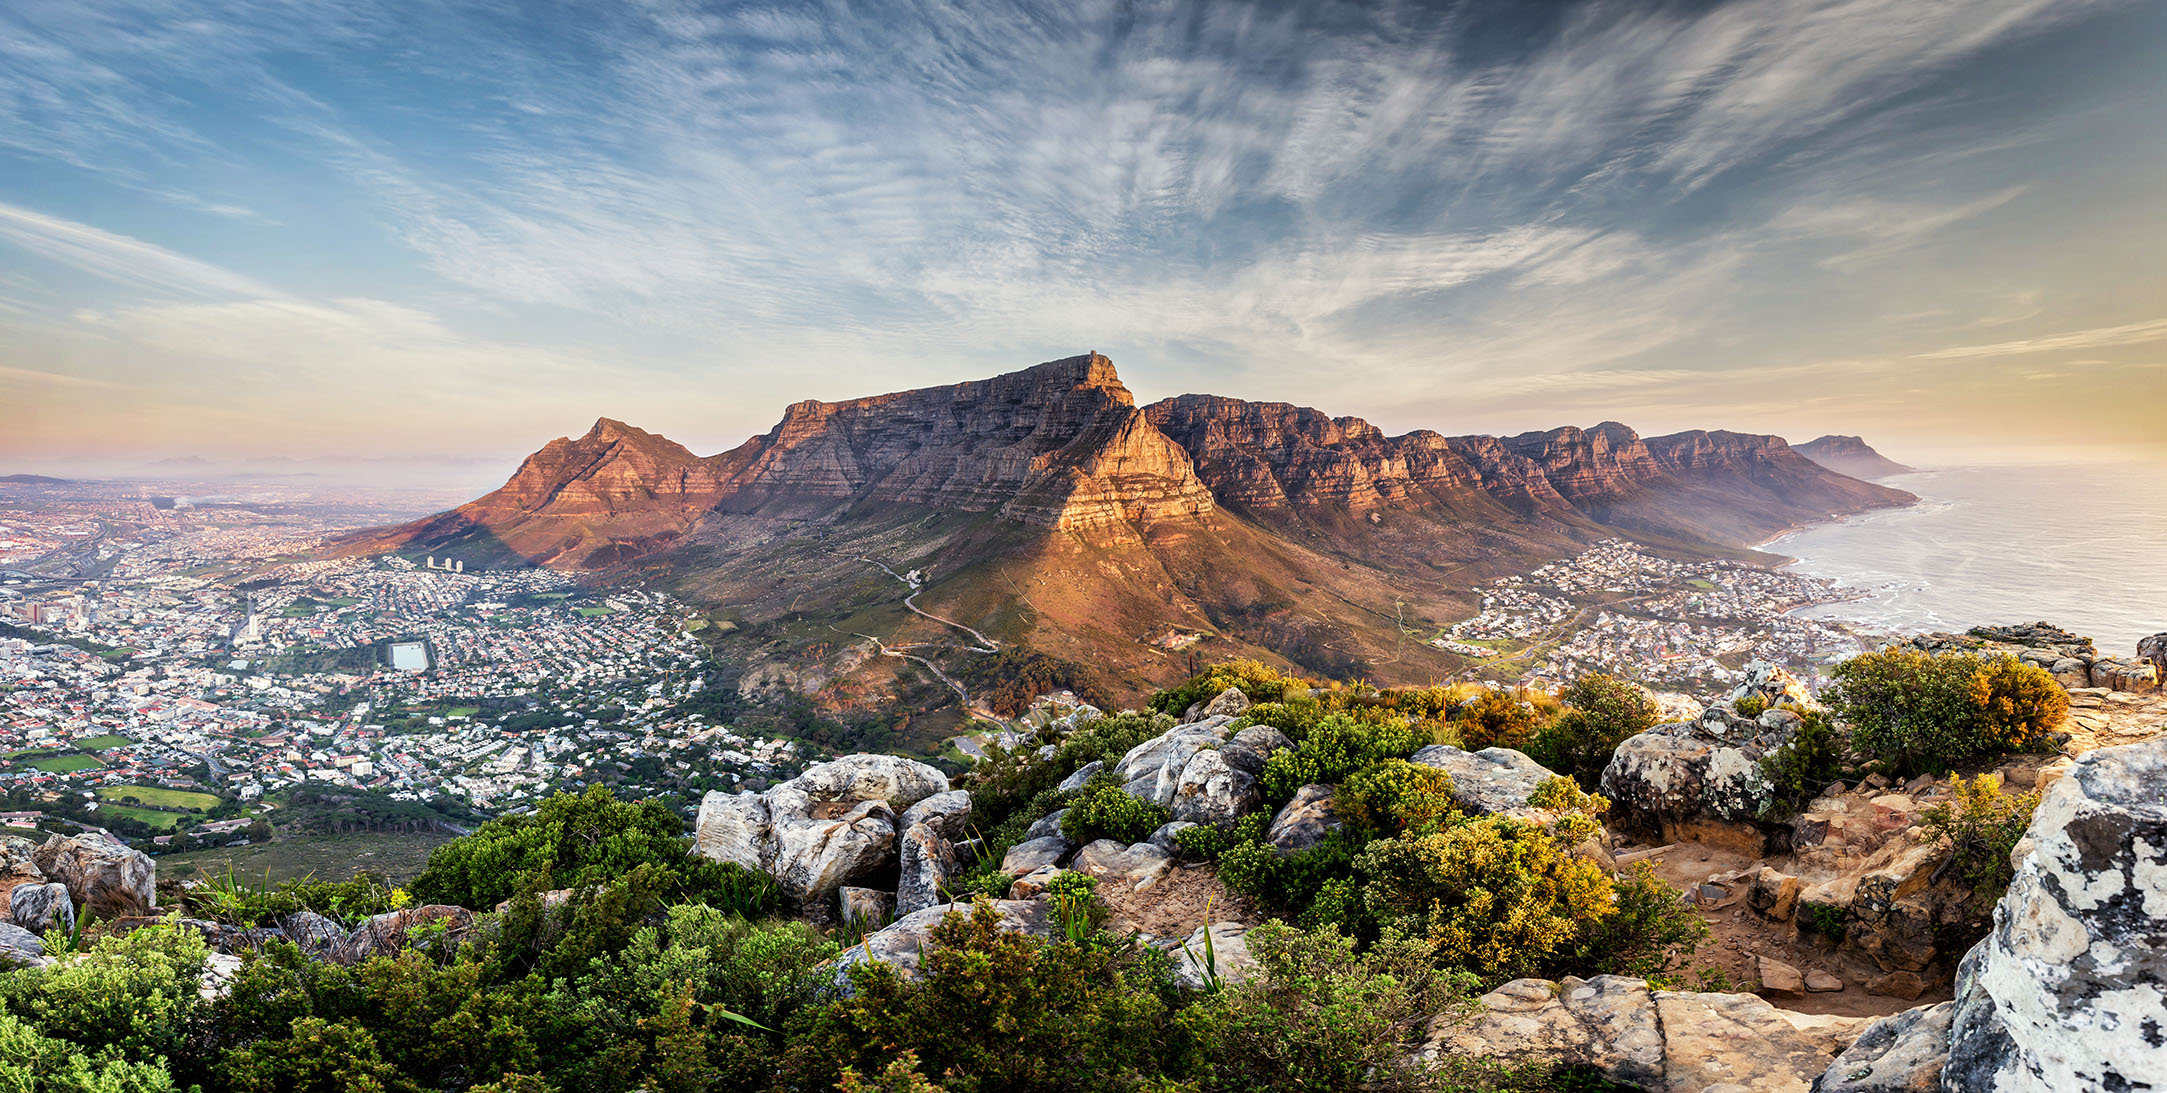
left=1913, top=318, right=2167, bottom=360
left=0, top=201, right=281, bottom=299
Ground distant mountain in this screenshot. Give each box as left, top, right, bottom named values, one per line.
left=339, top=354, right=1915, bottom=715
left=0, top=474, right=71, bottom=484
left=1794, top=435, right=1914, bottom=479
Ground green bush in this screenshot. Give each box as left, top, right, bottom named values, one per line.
left=1150, top=660, right=1315, bottom=715
left=1357, top=818, right=1615, bottom=982
left=0, top=922, right=209, bottom=1067
left=186, top=867, right=404, bottom=927
left=1559, top=862, right=1707, bottom=983
left=1173, top=823, right=1231, bottom=860
left=1192, top=921, right=1479, bottom=1093
left=0, top=1009, right=179, bottom=1093
left=1060, top=773, right=1170, bottom=845
left=1258, top=714, right=1422, bottom=803
left=1452, top=689, right=1541, bottom=752
left=1338, top=759, right=1458, bottom=837
left=1528, top=674, right=1660, bottom=788
left=1825, top=650, right=2064, bottom=775
left=1757, top=710, right=1846, bottom=819
left=963, top=711, right=1172, bottom=833
left=1923, top=773, right=2041, bottom=910
left=1733, top=693, right=1769, bottom=719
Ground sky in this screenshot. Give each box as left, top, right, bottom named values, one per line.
left=3, top=0, right=2164, bottom=481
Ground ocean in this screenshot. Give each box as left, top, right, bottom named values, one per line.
left=1768, top=463, right=2166, bottom=657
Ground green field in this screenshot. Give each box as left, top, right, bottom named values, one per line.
left=22, top=754, right=101, bottom=774
left=575, top=606, right=616, bottom=617
left=442, top=706, right=482, bottom=718
left=280, top=604, right=318, bottom=617
left=75, top=734, right=134, bottom=751
left=324, top=597, right=362, bottom=607
left=1686, top=578, right=1720, bottom=591
left=97, top=803, right=183, bottom=831
left=159, top=831, right=454, bottom=886
left=95, top=785, right=221, bottom=810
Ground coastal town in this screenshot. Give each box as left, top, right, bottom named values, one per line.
left=4, top=482, right=1883, bottom=859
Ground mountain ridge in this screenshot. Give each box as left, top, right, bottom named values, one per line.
left=1794, top=434, right=1914, bottom=479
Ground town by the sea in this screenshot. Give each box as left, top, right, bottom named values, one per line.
left=1773, top=462, right=2166, bottom=655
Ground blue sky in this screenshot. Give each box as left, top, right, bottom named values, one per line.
left=3, top=0, right=2164, bottom=475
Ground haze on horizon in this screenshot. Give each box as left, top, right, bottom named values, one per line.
left=3, top=0, right=2165, bottom=481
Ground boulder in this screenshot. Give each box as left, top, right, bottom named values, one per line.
left=2088, top=656, right=2160, bottom=694
left=1409, top=745, right=1556, bottom=816
left=1114, top=720, right=1237, bottom=808
left=763, top=799, right=900, bottom=905
left=1069, top=839, right=1172, bottom=892
left=1024, top=809, right=1068, bottom=841
left=1146, top=821, right=1195, bottom=851
left=1265, top=784, right=1342, bottom=854
left=1056, top=761, right=1102, bottom=793
left=32, top=834, right=155, bottom=915
left=1198, top=687, right=1252, bottom=721
left=1422, top=975, right=1843, bottom=1093
left=1865, top=971, right=1929, bottom=1001
left=1218, top=726, right=1292, bottom=777
left=2138, top=632, right=2166, bottom=675
left=830, top=899, right=1053, bottom=987
left=1805, top=969, right=1844, bottom=993
left=1749, top=866, right=1803, bottom=922
left=1732, top=661, right=1816, bottom=710
left=838, top=886, right=893, bottom=928
left=1845, top=842, right=1945, bottom=974
left=0, top=922, right=43, bottom=966
left=898, top=789, right=972, bottom=838
left=8, top=881, right=72, bottom=935
left=999, top=836, right=1073, bottom=875
left=1943, top=737, right=2167, bottom=1092
left=786, top=754, right=950, bottom=812
left=1006, top=866, right=1061, bottom=900
left=1167, top=747, right=1258, bottom=826
left=1172, top=921, right=1257, bottom=990
left=333, top=904, right=474, bottom=965
left=1810, top=1001, right=1950, bottom=1093
left=1757, top=955, right=1805, bottom=996
left=279, top=910, right=345, bottom=959
left=896, top=822, right=959, bottom=916
left=1599, top=710, right=1793, bottom=847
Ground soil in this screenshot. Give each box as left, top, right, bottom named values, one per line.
left=1096, top=861, right=1263, bottom=940
left=1620, top=836, right=1954, bottom=1018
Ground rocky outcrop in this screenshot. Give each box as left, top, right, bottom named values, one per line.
left=1410, top=744, right=1557, bottom=816
left=32, top=834, right=155, bottom=916
left=1942, top=737, right=2167, bottom=1092
left=1793, top=435, right=1914, bottom=479
left=1600, top=707, right=1797, bottom=847
left=7, top=881, right=72, bottom=935
left=0, top=922, right=43, bottom=966
left=1266, top=785, right=1342, bottom=853
left=1732, top=661, right=1815, bottom=710
left=332, top=904, right=475, bottom=965
left=1810, top=1001, right=1950, bottom=1092
left=696, top=754, right=950, bottom=905
left=1423, top=975, right=1857, bottom=1092
left=1071, top=839, right=1174, bottom=892
left=831, top=899, right=1054, bottom=986
left=1173, top=921, right=1257, bottom=990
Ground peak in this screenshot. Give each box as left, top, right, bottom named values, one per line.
left=1023, top=352, right=1127, bottom=396
left=586, top=417, right=645, bottom=441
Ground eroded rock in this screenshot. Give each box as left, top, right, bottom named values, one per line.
left=1266, top=784, right=1342, bottom=854
left=32, top=834, right=155, bottom=915
left=1409, top=744, right=1557, bottom=816
left=7, top=881, right=72, bottom=935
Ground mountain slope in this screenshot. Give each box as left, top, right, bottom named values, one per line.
left=339, top=354, right=1917, bottom=716
left=1794, top=435, right=1914, bottom=479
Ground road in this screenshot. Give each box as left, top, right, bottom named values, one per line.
left=857, top=557, right=1000, bottom=652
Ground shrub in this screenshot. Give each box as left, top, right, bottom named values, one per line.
left=1453, top=689, right=1540, bottom=752
left=1258, top=714, right=1423, bottom=803
left=1528, top=674, right=1661, bottom=788
left=187, top=868, right=405, bottom=927
left=1922, top=773, right=2041, bottom=909
left=963, top=711, right=1172, bottom=832
left=217, top=1017, right=409, bottom=1093
left=0, top=1010, right=178, bottom=1093
left=779, top=900, right=1182, bottom=1093
left=1060, top=773, right=1170, bottom=845
left=1757, top=710, right=1846, bottom=819
left=1357, top=818, right=1615, bottom=982
left=1193, top=922, right=1480, bottom=1093
left=1, top=922, right=209, bottom=1066
left=1733, top=693, right=1769, bottom=719
left=1338, top=759, right=1458, bottom=837
left=409, top=785, right=778, bottom=914
left=1559, top=862, right=1707, bottom=983
left=1173, top=824, right=1231, bottom=860
left=1151, top=660, right=1315, bottom=716
left=1826, top=649, right=2063, bottom=775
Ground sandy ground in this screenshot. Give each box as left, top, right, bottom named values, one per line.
left=1098, top=861, right=1263, bottom=940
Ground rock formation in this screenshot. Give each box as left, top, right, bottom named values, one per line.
left=695, top=754, right=951, bottom=907
left=1793, top=435, right=1915, bottom=479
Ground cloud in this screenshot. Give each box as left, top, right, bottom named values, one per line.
left=1911, top=318, right=2167, bottom=360
left=0, top=201, right=281, bottom=299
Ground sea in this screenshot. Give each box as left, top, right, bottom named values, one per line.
left=1768, top=463, right=2166, bottom=657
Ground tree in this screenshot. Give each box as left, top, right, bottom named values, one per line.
left=1529, top=673, right=1660, bottom=787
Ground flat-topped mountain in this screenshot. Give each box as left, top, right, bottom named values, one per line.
left=1794, top=434, right=1914, bottom=479
left=341, top=354, right=1915, bottom=716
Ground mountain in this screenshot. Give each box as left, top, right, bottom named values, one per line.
left=1794, top=435, right=1914, bottom=479
left=0, top=474, right=71, bottom=484
left=339, top=354, right=1914, bottom=720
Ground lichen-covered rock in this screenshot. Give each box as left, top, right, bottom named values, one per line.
left=333, top=904, right=474, bottom=965
left=896, top=822, right=958, bottom=916
left=1024, top=809, right=1067, bottom=841
left=693, top=791, right=771, bottom=871
left=1114, top=719, right=1237, bottom=808
left=2087, top=656, right=2159, bottom=694
left=7, top=881, right=72, bottom=935
left=1811, top=1001, right=1949, bottom=1093
left=1844, top=841, right=1946, bottom=974
left=1146, top=821, right=1194, bottom=851
left=1167, top=747, right=1258, bottom=826
left=1733, top=660, right=1816, bottom=709
left=1266, top=784, right=1341, bottom=853
left=831, top=899, right=1053, bottom=987
left=898, top=789, right=972, bottom=838
left=1219, top=725, right=1292, bottom=777
left=1197, top=687, right=1252, bottom=721
left=1409, top=745, right=1557, bottom=816
left=32, top=834, right=155, bottom=915
left=1943, top=737, right=2167, bottom=1092
left=999, top=835, right=1073, bottom=875
left=1172, top=921, right=1257, bottom=990
left=280, top=910, right=345, bottom=959
left=1056, top=761, right=1102, bottom=793
left=763, top=799, right=899, bottom=905
left=1599, top=710, right=1792, bottom=846
left=1422, top=975, right=1845, bottom=1092
left=786, top=754, right=950, bottom=812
